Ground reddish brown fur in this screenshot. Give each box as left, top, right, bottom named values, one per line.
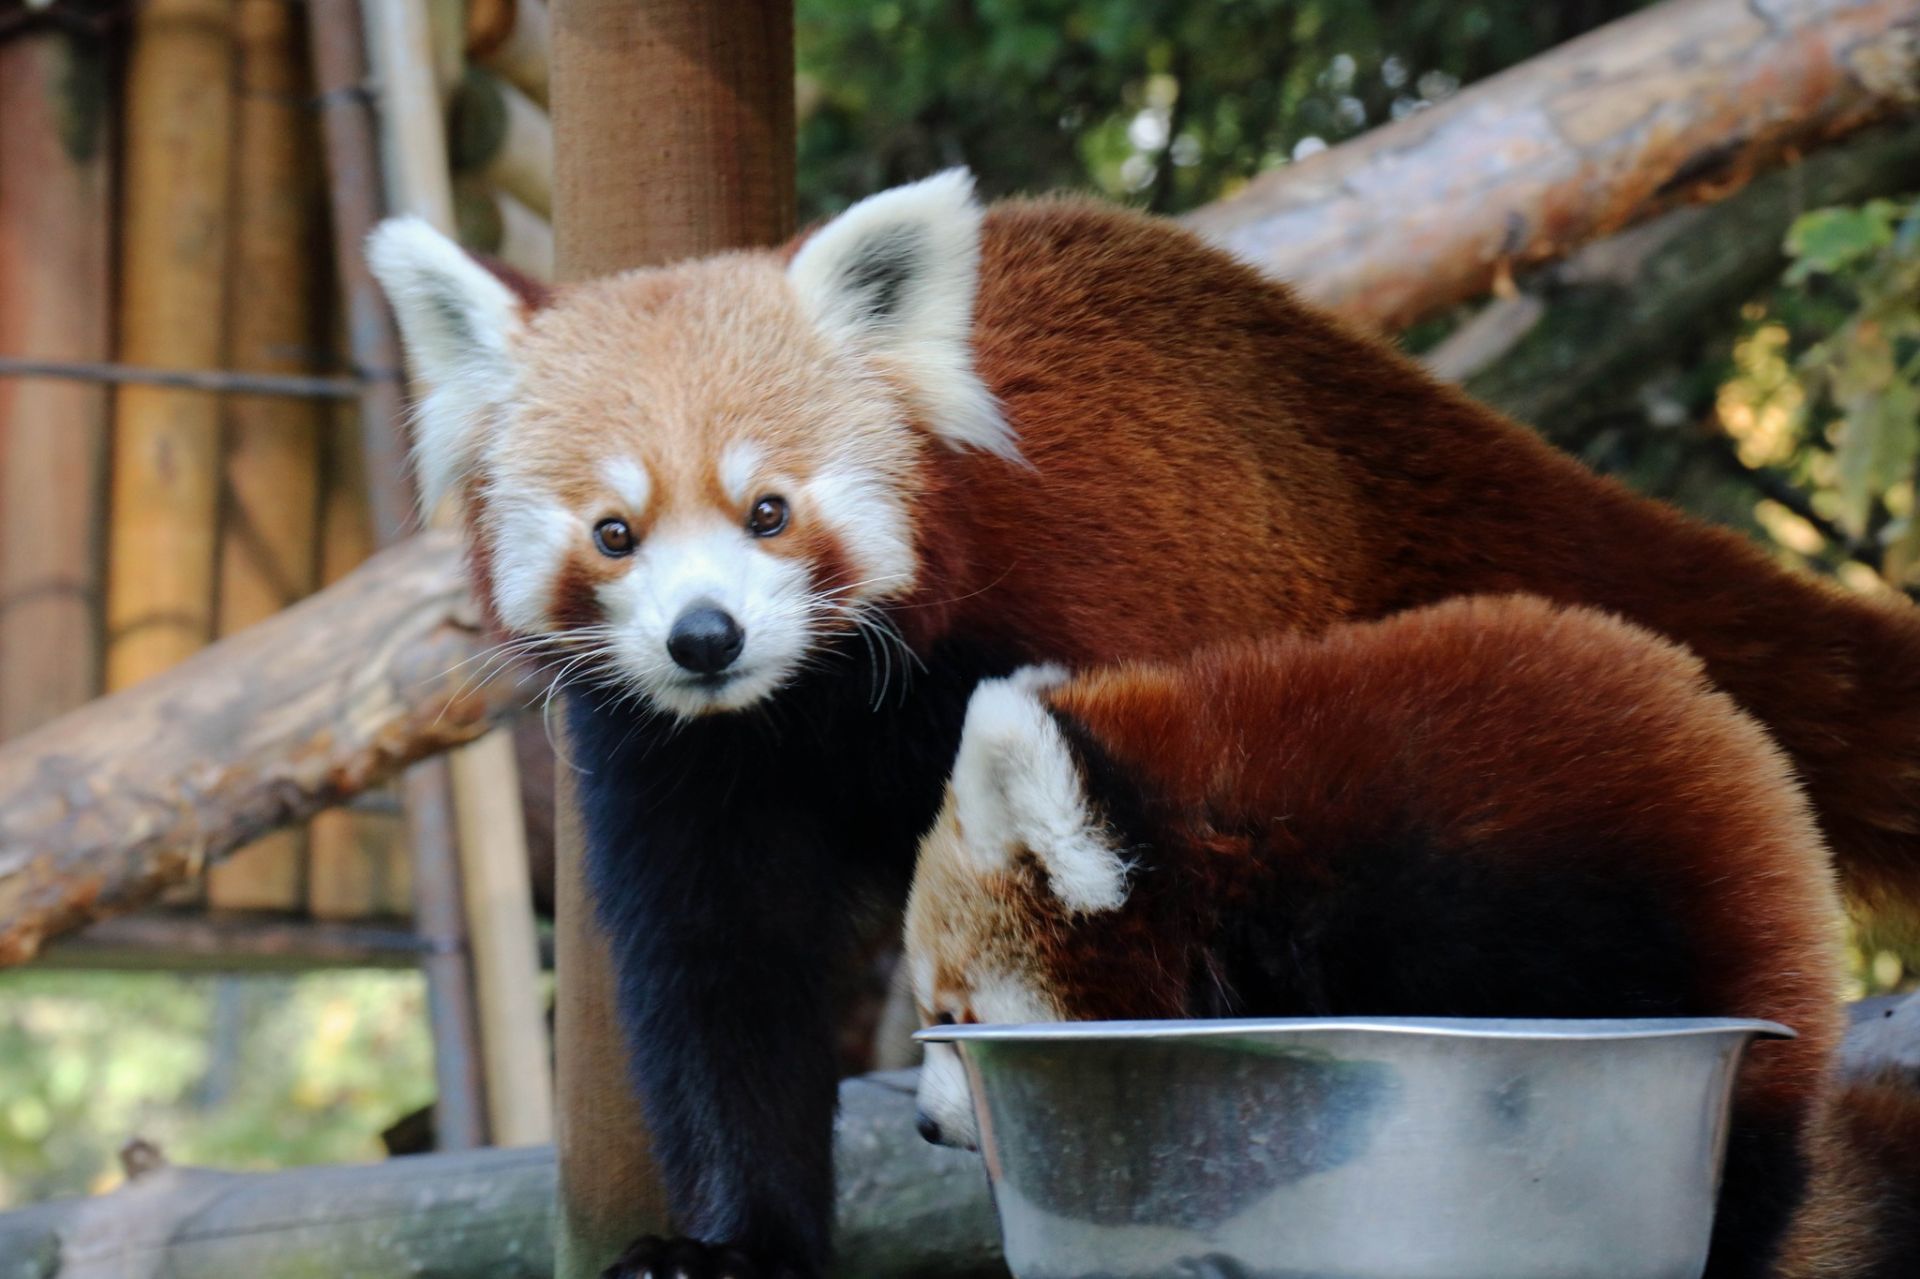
left=928, top=598, right=1845, bottom=1113
left=1779, top=1073, right=1920, bottom=1278
left=476, top=196, right=1920, bottom=911
left=916, top=200, right=1920, bottom=917
left=913, top=598, right=1902, bottom=1274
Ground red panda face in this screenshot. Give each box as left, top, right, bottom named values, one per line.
left=905, top=668, right=1129, bottom=1147
left=367, top=172, right=1017, bottom=718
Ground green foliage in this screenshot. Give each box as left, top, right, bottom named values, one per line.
left=794, top=0, right=1651, bottom=219
left=0, top=971, right=433, bottom=1207
left=1784, top=199, right=1920, bottom=543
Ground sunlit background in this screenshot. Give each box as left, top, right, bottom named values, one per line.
left=4, top=0, right=1916, bottom=1208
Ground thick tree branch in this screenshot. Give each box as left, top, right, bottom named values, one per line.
left=0, top=533, right=538, bottom=965
left=1184, top=0, right=1920, bottom=331
left=1439, top=123, right=1920, bottom=432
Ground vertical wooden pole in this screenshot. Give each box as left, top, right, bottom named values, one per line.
left=105, top=0, right=237, bottom=691
left=309, top=0, right=488, bottom=1153
left=550, top=3, right=795, bottom=1273
left=207, top=0, right=325, bottom=912
left=305, top=0, right=413, bottom=927
left=361, top=0, right=552, bottom=1151
left=0, top=26, right=112, bottom=739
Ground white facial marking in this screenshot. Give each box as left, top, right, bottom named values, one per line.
left=486, top=490, right=580, bottom=634
left=951, top=675, right=1132, bottom=912
left=805, top=466, right=915, bottom=596
left=600, top=456, right=652, bottom=516
left=595, top=516, right=815, bottom=718
left=719, top=441, right=766, bottom=507
left=787, top=169, right=1016, bottom=461
left=917, top=1044, right=977, bottom=1148
left=915, top=971, right=1062, bottom=1150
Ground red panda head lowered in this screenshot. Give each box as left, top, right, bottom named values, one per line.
left=904, top=664, right=1150, bottom=1150
left=366, top=171, right=1014, bottom=718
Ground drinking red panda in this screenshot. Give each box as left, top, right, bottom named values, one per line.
left=368, top=172, right=1920, bottom=1279
left=904, top=595, right=1912, bottom=1279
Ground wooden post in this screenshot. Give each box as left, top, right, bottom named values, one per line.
left=363, top=0, right=551, bottom=1152
left=305, top=0, right=414, bottom=924
left=310, top=0, right=489, bottom=1152
left=207, top=0, right=325, bottom=912
left=104, top=0, right=237, bottom=690
left=0, top=24, right=112, bottom=740
left=549, top=3, right=795, bottom=1273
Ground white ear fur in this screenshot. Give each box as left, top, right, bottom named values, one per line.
left=788, top=169, right=1017, bottom=461
left=365, top=217, right=525, bottom=511
left=950, top=669, right=1130, bottom=913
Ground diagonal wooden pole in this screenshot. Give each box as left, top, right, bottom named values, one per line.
left=548, top=2, right=795, bottom=1273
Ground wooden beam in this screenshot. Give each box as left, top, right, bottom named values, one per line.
left=0, top=531, right=538, bottom=968
left=37, top=912, right=429, bottom=972
left=1182, top=0, right=1920, bottom=332
left=0, top=25, right=112, bottom=741
left=548, top=2, right=795, bottom=1273
left=0, top=1072, right=1001, bottom=1279
left=363, top=0, right=532, bottom=1155
left=104, top=0, right=237, bottom=689
left=208, top=0, right=328, bottom=915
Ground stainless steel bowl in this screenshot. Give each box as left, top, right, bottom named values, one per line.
left=914, top=1016, right=1790, bottom=1279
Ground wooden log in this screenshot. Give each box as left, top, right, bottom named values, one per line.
left=1182, top=0, right=1920, bottom=332
left=450, top=68, right=555, bottom=219
left=1841, top=990, right=1920, bottom=1075
left=104, top=0, right=237, bottom=689
left=0, top=26, right=113, bottom=740
left=550, top=2, right=796, bottom=1271
left=0, top=1072, right=1001, bottom=1279
left=1440, top=123, right=1920, bottom=438
left=454, top=179, right=556, bottom=280
left=0, top=530, right=539, bottom=969
left=207, top=0, right=327, bottom=913
left=469, top=0, right=552, bottom=106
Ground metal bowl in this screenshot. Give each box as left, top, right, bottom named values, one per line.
left=914, top=1016, right=1790, bottom=1279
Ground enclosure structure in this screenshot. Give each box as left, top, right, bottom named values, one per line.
left=3, top=0, right=1920, bottom=1273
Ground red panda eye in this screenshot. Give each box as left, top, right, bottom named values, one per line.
left=593, top=518, right=635, bottom=557
left=747, top=495, right=789, bottom=538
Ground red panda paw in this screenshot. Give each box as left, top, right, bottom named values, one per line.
left=601, top=1235, right=764, bottom=1279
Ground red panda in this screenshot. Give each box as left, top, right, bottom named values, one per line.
left=903, top=595, right=1907, bottom=1279
left=368, top=173, right=1920, bottom=1279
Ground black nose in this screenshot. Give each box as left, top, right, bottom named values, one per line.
left=667, top=605, right=745, bottom=675
left=915, top=1111, right=943, bottom=1145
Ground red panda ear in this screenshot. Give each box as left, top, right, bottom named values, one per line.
left=786, top=169, right=1018, bottom=462
left=951, top=669, right=1131, bottom=913
left=366, top=217, right=528, bottom=513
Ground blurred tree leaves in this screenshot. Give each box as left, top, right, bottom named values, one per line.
left=794, top=0, right=1651, bottom=219
left=0, top=971, right=433, bottom=1207
left=1785, top=200, right=1920, bottom=546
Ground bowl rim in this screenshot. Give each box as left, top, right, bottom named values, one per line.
left=914, top=1014, right=1795, bottom=1045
